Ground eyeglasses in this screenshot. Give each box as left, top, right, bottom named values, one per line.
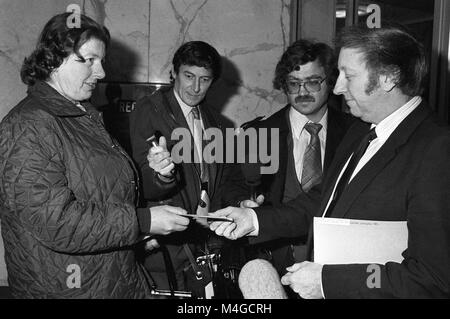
left=285, top=77, right=327, bottom=94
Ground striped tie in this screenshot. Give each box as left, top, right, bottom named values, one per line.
left=301, top=123, right=323, bottom=192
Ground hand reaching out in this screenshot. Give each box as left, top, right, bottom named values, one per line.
left=209, top=206, right=256, bottom=240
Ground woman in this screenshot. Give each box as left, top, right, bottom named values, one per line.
left=0, top=12, right=188, bottom=298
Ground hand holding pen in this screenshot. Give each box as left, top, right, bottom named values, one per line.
left=146, top=135, right=175, bottom=179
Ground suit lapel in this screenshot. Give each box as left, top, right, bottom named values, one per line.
left=329, top=103, right=431, bottom=218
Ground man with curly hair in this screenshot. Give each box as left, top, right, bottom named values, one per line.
left=241, top=39, right=354, bottom=281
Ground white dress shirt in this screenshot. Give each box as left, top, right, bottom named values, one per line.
left=174, top=90, right=205, bottom=132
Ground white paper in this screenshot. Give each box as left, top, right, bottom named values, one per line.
left=313, top=217, right=408, bottom=265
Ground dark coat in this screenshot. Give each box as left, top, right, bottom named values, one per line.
left=129, top=87, right=246, bottom=290
left=255, top=102, right=450, bottom=298
left=0, top=82, right=151, bottom=298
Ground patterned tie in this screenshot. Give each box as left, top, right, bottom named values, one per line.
left=190, top=106, right=202, bottom=152
left=189, top=106, right=207, bottom=180
left=324, top=128, right=377, bottom=217
left=301, top=123, right=323, bottom=193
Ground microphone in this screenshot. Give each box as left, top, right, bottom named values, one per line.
left=241, top=162, right=261, bottom=202
left=238, top=259, right=287, bottom=299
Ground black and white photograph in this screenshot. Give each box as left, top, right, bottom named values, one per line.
left=0, top=0, right=449, bottom=305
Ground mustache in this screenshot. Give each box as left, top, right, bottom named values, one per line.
left=295, top=95, right=315, bottom=103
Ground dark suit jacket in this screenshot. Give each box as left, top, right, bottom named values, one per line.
left=248, top=105, right=354, bottom=272
left=130, top=87, right=246, bottom=289
left=255, top=102, right=450, bottom=298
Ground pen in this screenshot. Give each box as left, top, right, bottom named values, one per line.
left=182, top=215, right=234, bottom=222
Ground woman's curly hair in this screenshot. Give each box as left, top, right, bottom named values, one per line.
left=21, top=12, right=110, bottom=85
left=273, top=39, right=337, bottom=92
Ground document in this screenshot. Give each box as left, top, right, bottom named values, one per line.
left=313, top=217, right=408, bottom=265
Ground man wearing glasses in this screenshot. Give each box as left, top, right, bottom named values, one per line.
left=241, top=39, right=354, bottom=281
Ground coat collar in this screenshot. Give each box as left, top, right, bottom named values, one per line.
left=30, top=81, right=105, bottom=120
left=27, top=81, right=93, bottom=117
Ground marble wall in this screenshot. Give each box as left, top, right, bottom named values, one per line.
left=146, top=0, right=291, bottom=125
left=0, top=0, right=78, bottom=121
left=0, top=0, right=291, bottom=126
left=0, top=0, right=291, bottom=285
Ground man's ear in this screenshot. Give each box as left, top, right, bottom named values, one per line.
left=169, top=67, right=177, bottom=83
left=379, top=69, right=399, bottom=92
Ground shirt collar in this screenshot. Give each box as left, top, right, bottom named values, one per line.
left=372, top=96, right=422, bottom=143
left=173, top=89, right=198, bottom=119
left=289, top=106, right=328, bottom=138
